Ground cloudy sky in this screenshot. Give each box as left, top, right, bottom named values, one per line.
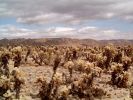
left=0, top=0, right=133, bottom=40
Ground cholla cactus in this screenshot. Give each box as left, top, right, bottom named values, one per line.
left=11, top=46, right=22, bottom=55
left=124, top=45, right=133, bottom=57
left=84, top=62, right=94, bottom=74
left=58, top=85, right=70, bottom=100
left=31, top=51, right=40, bottom=65
left=38, top=50, right=45, bottom=66
left=111, top=63, right=123, bottom=85
left=72, top=49, right=78, bottom=60
left=122, top=56, right=132, bottom=71
left=0, top=75, right=11, bottom=95
left=65, top=50, right=71, bottom=61
left=3, top=90, right=13, bottom=100
left=64, top=61, right=74, bottom=78
left=51, top=73, right=64, bottom=98
left=73, top=73, right=94, bottom=91
left=11, top=46, right=22, bottom=68
left=38, top=73, right=63, bottom=100
left=117, top=71, right=131, bottom=88
left=43, top=52, right=50, bottom=65
left=96, top=54, right=106, bottom=69
left=13, top=53, right=22, bottom=68
left=86, top=53, right=97, bottom=62
left=50, top=62, right=61, bottom=86
left=37, top=78, right=49, bottom=100
left=70, top=72, right=99, bottom=99
left=37, top=55, right=61, bottom=100
left=53, top=54, right=61, bottom=73
left=111, top=63, right=131, bottom=88
left=91, top=87, right=106, bottom=99
left=113, top=50, right=123, bottom=63
left=11, top=67, right=24, bottom=99
left=103, top=45, right=115, bottom=69
left=0, top=51, right=10, bottom=77
left=74, top=59, right=85, bottom=72
left=53, top=72, right=63, bottom=86
left=25, top=47, right=31, bottom=62
left=82, top=73, right=95, bottom=87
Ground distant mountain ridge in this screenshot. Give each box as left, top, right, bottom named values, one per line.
left=0, top=38, right=133, bottom=46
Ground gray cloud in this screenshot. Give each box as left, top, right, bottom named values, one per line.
left=0, top=0, right=133, bottom=39
left=0, top=25, right=132, bottom=40
left=0, top=25, right=36, bottom=39
left=1, top=0, right=133, bottom=24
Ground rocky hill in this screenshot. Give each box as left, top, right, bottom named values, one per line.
left=0, top=38, right=133, bottom=46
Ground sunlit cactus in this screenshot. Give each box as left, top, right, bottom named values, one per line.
left=25, top=47, right=31, bottom=62
left=122, top=56, right=132, bottom=71
left=53, top=54, right=61, bottom=73
left=11, top=67, right=25, bottom=99
left=103, top=45, right=116, bottom=69
left=0, top=51, right=11, bottom=77
left=3, top=90, right=13, bottom=100
left=64, top=61, right=74, bottom=78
